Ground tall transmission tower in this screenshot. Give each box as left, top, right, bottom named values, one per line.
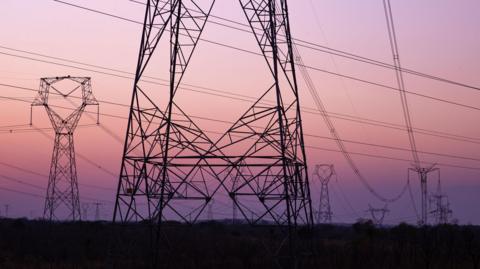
left=113, top=2, right=313, bottom=266
left=366, top=204, right=389, bottom=226
left=113, top=0, right=219, bottom=224
left=313, top=164, right=334, bottom=224
left=408, top=165, right=439, bottom=225
left=114, top=0, right=313, bottom=228
left=32, top=76, right=99, bottom=221
left=382, top=0, right=436, bottom=226
left=213, top=0, right=314, bottom=228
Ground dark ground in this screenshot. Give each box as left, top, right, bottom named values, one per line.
left=0, top=218, right=479, bottom=269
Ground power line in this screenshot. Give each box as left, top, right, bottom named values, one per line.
left=2, top=91, right=480, bottom=168
left=0, top=184, right=114, bottom=204
left=0, top=0, right=476, bottom=211
left=309, top=145, right=480, bottom=171
left=0, top=174, right=44, bottom=190
left=0, top=158, right=115, bottom=192
left=0, top=186, right=44, bottom=198
left=0, top=124, right=98, bottom=134
left=308, top=134, right=480, bottom=163
left=2, top=50, right=480, bottom=146
left=45, top=2, right=480, bottom=106
left=382, top=0, right=420, bottom=167
left=126, top=0, right=480, bottom=93
left=294, top=42, right=408, bottom=203
left=28, top=124, right=119, bottom=179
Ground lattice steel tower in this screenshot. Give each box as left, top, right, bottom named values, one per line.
left=32, top=76, right=98, bottom=221
left=408, top=165, right=439, bottom=225
left=113, top=0, right=218, bottom=224
left=383, top=0, right=437, bottom=226
left=114, top=0, right=313, bottom=230
left=313, top=164, right=334, bottom=224
left=215, top=0, right=314, bottom=228
left=366, top=204, right=389, bottom=226
left=429, top=177, right=452, bottom=225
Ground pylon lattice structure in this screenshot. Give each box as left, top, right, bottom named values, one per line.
left=409, top=165, right=438, bottom=225
left=213, top=0, right=313, bottom=227
left=429, top=177, right=452, bottom=225
left=114, top=0, right=313, bottom=229
left=82, top=203, right=90, bottom=219
left=313, top=164, right=334, bottom=224
left=113, top=0, right=219, bottom=224
left=429, top=194, right=452, bottom=225
left=366, top=204, right=389, bottom=226
left=32, top=76, right=99, bottom=221
left=383, top=0, right=441, bottom=227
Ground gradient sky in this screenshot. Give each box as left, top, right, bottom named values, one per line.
left=0, top=0, right=479, bottom=224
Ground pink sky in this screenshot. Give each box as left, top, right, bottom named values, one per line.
left=0, top=0, right=479, bottom=224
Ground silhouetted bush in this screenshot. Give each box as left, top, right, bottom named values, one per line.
left=0, top=219, right=479, bottom=268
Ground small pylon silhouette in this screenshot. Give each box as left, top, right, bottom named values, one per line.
left=313, top=164, right=334, bottom=224
left=429, top=178, right=452, bottom=225
left=367, top=204, right=389, bottom=226
left=81, top=203, right=90, bottom=220
left=94, top=202, right=102, bottom=221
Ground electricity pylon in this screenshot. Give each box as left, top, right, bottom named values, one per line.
left=32, top=76, right=98, bottom=221
left=429, top=177, right=452, bottom=225
left=94, top=202, right=102, bottom=221
left=383, top=0, right=439, bottom=227
left=82, top=203, right=90, bottom=220
left=3, top=204, right=9, bottom=218
left=114, top=0, right=313, bottom=228
left=113, top=3, right=312, bottom=266
left=213, top=0, right=313, bottom=228
left=113, top=0, right=219, bottom=224
left=366, top=204, right=389, bottom=226
left=313, top=164, right=334, bottom=224
left=408, top=165, right=439, bottom=225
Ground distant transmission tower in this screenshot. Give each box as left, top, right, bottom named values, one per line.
left=4, top=204, right=9, bottom=218
left=429, top=177, right=452, bottom=225
left=82, top=203, right=90, bottom=220
left=32, top=76, right=98, bottom=221
left=313, top=164, right=334, bottom=224
left=94, top=202, right=102, bottom=221
left=366, top=204, right=389, bottom=226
